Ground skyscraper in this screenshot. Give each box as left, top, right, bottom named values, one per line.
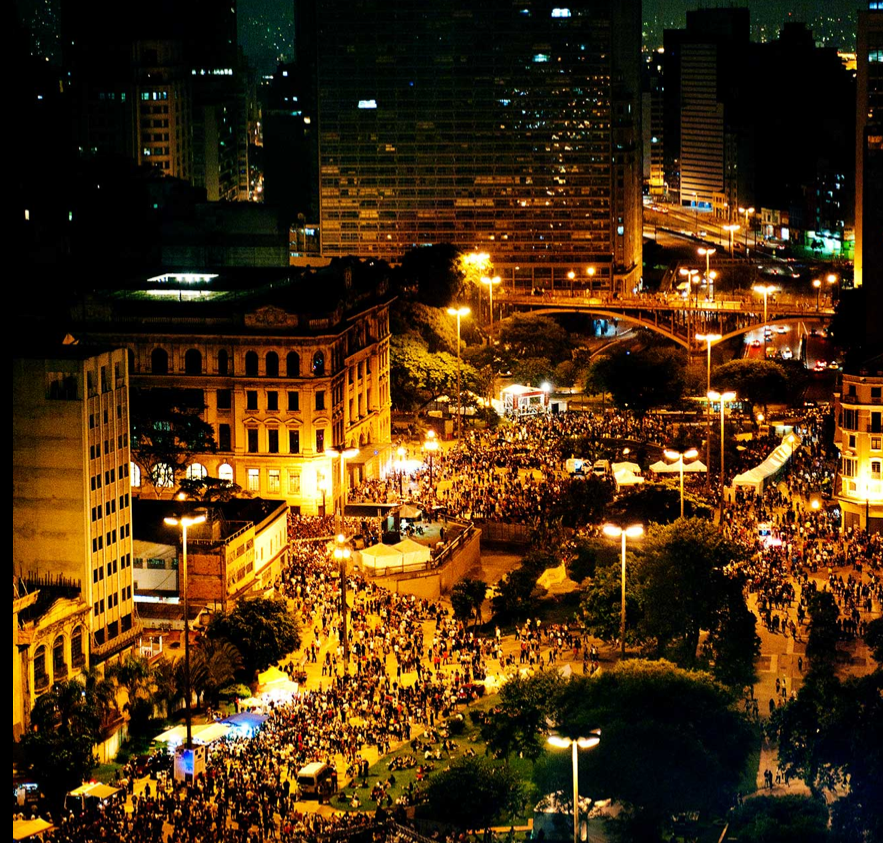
left=13, top=346, right=139, bottom=663
left=307, top=0, right=642, bottom=293
left=855, top=3, right=882, bottom=298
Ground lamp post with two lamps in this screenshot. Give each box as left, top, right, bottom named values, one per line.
left=163, top=512, right=207, bottom=750
left=547, top=729, right=602, bottom=843
left=325, top=445, right=359, bottom=664
left=446, top=306, right=470, bottom=440
left=698, top=247, right=716, bottom=300
left=707, top=391, right=736, bottom=505
left=696, top=333, right=722, bottom=478
left=752, top=284, right=776, bottom=353
left=663, top=448, right=699, bottom=518
left=723, top=223, right=739, bottom=257
left=602, top=523, right=643, bottom=659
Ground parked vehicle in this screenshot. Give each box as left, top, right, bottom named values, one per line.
left=296, top=763, right=338, bottom=801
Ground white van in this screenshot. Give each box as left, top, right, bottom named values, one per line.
left=297, top=762, right=338, bottom=800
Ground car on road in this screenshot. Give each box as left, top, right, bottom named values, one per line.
left=814, top=360, right=827, bottom=371
left=776, top=325, right=789, bottom=334
left=781, top=347, right=793, bottom=360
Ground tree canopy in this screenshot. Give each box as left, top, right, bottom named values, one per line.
left=21, top=679, right=103, bottom=805
left=206, top=596, right=301, bottom=677
left=497, top=313, right=572, bottom=368
left=711, top=358, right=789, bottom=414
left=587, top=347, right=685, bottom=416
left=482, top=662, right=753, bottom=838
left=389, top=334, right=478, bottom=411
left=398, top=243, right=464, bottom=307
left=422, top=755, right=525, bottom=830
left=581, top=519, right=758, bottom=685
left=130, top=387, right=217, bottom=494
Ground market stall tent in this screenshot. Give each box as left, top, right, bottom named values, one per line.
left=357, top=542, right=405, bottom=575
left=13, top=818, right=53, bottom=841
left=390, top=537, right=432, bottom=570
left=732, top=434, right=801, bottom=495
left=649, top=457, right=707, bottom=474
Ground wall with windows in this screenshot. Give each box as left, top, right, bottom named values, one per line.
left=120, top=306, right=392, bottom=514
left=14, top=349, right=137, bottom=663
left=834, top=367, right=883, bottom=533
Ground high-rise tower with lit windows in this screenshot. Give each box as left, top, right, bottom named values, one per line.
left=304, top=0, right=642, bottom=292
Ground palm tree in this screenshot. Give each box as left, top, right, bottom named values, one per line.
left=185, top=637, right=243, bottom=709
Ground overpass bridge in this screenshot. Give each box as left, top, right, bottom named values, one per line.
left=496, top=288, right=835, bottom=352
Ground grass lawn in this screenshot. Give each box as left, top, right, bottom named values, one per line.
left=93, top=762, right=124, bottom=784
left=332, top=693, right=536, bottom=826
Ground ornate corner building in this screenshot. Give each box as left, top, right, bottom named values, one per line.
left=68, top=262, right=394, bottom=514
left=834, top=354, right=883, bottom=533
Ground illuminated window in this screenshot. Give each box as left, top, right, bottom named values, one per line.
left=186, top=463, right=207, bottom=481
left=288, top=471, right=301, bottom=495
left=247, top=468, right=260, bottom=492
left=268, top=469, right=281, bottom=493
left=218, top=463, right=234, bottom=482
left=551, top=8, right=571, bottom=17
left=151, top=463, right=174, bottom=488
left=312, top=351, right=325, bottom=376
left=130, top=462, right=141, bottom=487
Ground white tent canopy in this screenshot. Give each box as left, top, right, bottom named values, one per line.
left=358, top=542, right=404, bottom=575
left=390, top=537, right=432, bottom=570
left=649, top=457, right=707, bottom=474
left=154, top=723, right=231, bottom=747
left=612, top=461, right=645, bottom=488
left=13, top=818, right=54, bottom=841
left=732, top=434, right=801, bottom=495
left=397, top=504, right=423, bottom=519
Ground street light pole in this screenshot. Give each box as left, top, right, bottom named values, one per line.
left=752, top=284, right=776, bottom=355
left=480, top=275, right=501, bottom=336
left=547, top=731, right=602, bottom=843
left=813, top=278, right=822, bottom=311
left=603, top=523, right=643, bottom=659
left=325, top=446, right=359, bottom=664
left=164, top=513, right=207, bottom=749
left=664, top=448, right=699, bottom=518
left=707, top=391, right=736, bottom=507
left=446, top=306, right=470, bottom=439
left=423, top=430, right=438, bottom=489
left=696, top=333, right=721, bottom=482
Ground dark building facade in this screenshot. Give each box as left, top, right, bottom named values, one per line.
left=304, top=0, right=642, bottom=292
left=856, top=3, right=883, bottom=308
left=662, top=8, right=752, bottom=215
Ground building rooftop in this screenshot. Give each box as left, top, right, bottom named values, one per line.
left=70, top=259, right=394, bottom=336
left=133, top=497, right=288, bottom=546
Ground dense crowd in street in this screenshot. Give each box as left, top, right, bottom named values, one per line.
left=29, top=405, right=881, bottom=843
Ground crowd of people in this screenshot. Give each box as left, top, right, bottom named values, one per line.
left=30, top=404, right=881, bottom=842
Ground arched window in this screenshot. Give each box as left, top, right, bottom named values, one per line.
left=53, top=634, right=67, bottom=679
left=218, top=463, right=234, bottom=482
left=266, top=351, right=279, bottom=377
left=186, top=463, right=207, bottom=481
left=286, top=351, right=300, bottom=377
left=184, top=348, right=202, bottom=375
left=312, top=350, right=325, bottom=377
left=33, top=645, right=48, bottom=692
left=218, top=349, right=229, bottom=376
left=131, top=462, right=141, bottom=487
left=151, top=347, right=169, bottom=374
left=151, top=463, right=174, bottom=488
left=71, top=626, right=85, bottom=668
left=245, top=351, right=259, bottom=377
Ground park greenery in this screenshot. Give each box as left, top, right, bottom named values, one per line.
left=480, top=662, right=754, bottom=841
left=130, top=387, right=217, bottom=494
left=206, top=596, right=301, bottom=678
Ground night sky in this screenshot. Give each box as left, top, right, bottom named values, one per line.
left=237, top=0, right=865, bottom=70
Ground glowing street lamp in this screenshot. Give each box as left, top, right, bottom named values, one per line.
left=738, top=206, right=755, bottom=250
left=707, top=391, right=736, bottom=504
left=586, top=266, right=597, bottom=297
left=813, top=278, right=822, bottom=310
left=163, top=513, right=207, bottom=749
left=723, top=223, right=740, bottom=257
left=480, top=275, right=501, bottom=336
left=602, top=523, right=644, bottom=658
left=752, top=284, right=776, bottom=350
left=696, top=333, right=722, bottom=476
left=446, top=306, right=470, bottom=439
left=396, top=445, right=407, bottom=497
left=698, top=247, right=716, bottom=300
left=547, top=729, right=602, bottom=843
left=663, top=448, right=699, bottom=518
left=333, top=533, right=352, bottom=662
left=423, top=429, right=439, bottom=488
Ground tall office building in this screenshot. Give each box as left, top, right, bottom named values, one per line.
left=855, top=3, right=882, bottom=306
left=663, top=8, right=751, bottom=215
left=13, top=346, right=139, bottom=664
left=306, top=0, right=642, bottom=292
